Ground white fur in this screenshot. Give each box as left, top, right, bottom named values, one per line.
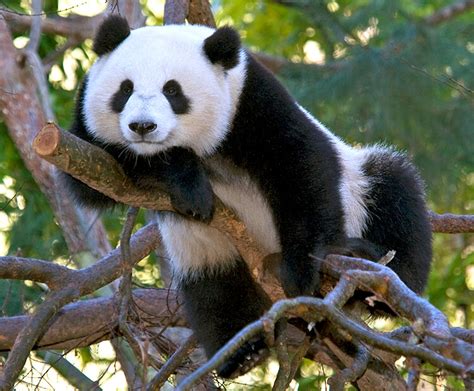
left=84, top=25, right=246, bottom=157
left=298, top=106, right=370, bottom=238
left=207, top=158, right=281, bottom=254
left=156, top=212, right=239, bottom=278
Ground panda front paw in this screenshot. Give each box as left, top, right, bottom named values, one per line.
left=216, top=336, right=269, bottom=379
left=280, top=245, right=348, bottom=297
left=280, top=259, right=320, bottom=298
left=169, top=181, right=215, bottom=223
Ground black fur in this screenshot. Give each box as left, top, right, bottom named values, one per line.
left=203, top=27, right=241, bottom=70
left=162, top=80, right=191, bottom=115
left=62, top=77, right=214, bottom=222
left=110, top=79, right=134, bottom=113
left=219, top=54, right=346, bottom=297
left=64, top=21, right=432, bottom=379
left=361, top=149, right=432, bottom=294
left=180, top=258, right=272, bottom=378
left=93, top=15, right=130, bottom=56
left=199, top=52, right=431, bottom=373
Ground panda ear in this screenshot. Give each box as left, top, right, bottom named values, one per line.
left=203, top=27, right=241, bottom=70
left=93, top=15, right=131, bottom=56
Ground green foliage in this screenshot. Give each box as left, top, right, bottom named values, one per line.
left=427, top=246, right=474, bottom=326
left=220, top=0, right=474, bottom=210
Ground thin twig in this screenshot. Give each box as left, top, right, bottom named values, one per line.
left=328, top=343, right=371, bottom=390
left=24, top=51, right=55, bottom=121
left=118, top=206, right=140, bottom=327
left=176, top=296, right=473, bottom=391
left=25, top=0, right=42, bottom=53
left=146, top=335, right=197, bottom=391
left=0, top=288, right=80, bottom=391
left=23, top=0, right=55, bottom=123
left=406, top=357, right=421, bottom=391
left=272, top=320, right=291, bottom=391
left=117, top=207, right=146, bottom=387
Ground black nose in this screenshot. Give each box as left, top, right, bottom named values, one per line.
left=128, top=122, right=157, bottom=135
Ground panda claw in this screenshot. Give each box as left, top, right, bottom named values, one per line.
left=216, top=336, right=269, bottom=379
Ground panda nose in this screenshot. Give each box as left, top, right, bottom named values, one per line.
left=128, top=121, right=157, bottom=135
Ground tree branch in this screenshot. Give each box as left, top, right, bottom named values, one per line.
left=164, top=0, right=189, bottom=25
left=33, top=123, right=266, bottom=271
left=0, top=222, right=162, bottom=390
left=429, top=211, right=474, bottom=233
left=424, top=0, right=474, bottom=25
left=0, top=288, right=182, bottom=352
left=146, top=335, right=197, bottom=391
left=177, top=293, right=473, bottom=390
left=187, top=0, right=215, bottom=27
left=35, top=350, right=102, bottom=391
left=0, top=257, right=71, bottom=288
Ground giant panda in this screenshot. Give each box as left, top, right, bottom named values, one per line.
left=62, top=15, right=432, bottom=378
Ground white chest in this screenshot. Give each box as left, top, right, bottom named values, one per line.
left=207, top=158, right=281, bottom=254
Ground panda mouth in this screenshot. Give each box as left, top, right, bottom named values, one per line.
left=133, top=141, right=164, bottom=144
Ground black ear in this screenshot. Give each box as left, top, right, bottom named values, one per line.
left=203, top=27, right=241, bottom=70
left=93, top=15, right=131, bottom=56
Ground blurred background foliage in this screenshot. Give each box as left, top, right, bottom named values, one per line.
left=0, top=0, right=473, bottom=389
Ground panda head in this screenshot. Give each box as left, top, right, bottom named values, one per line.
left=83, top=16, right=245, bottom=156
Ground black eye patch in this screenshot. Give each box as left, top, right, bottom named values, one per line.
left=162, top=80, right=191, bottom=115
left=110, top=79, right=134, bottom=113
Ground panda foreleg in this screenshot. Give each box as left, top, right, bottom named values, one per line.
left=157, top=212, right=271, bottom=378
left=160, top=147, right=215, bottom=223
left=122, top=147, right=215, bottom=223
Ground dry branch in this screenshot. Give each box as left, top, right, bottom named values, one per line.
left=0, top=288, right=182, bottom=352
left=30, top=122, right=474, bottom=389
left=429, top=211, right=474, bottom=233
left=34, top=123, right=474, bottom=256
left=177, top=293, right=473, bottom=390
left=34, top=123, right=266, bottom=270
left=146, top=335, right=197, bottom=391
left=0, top=222, right=161, bottom=390
left=0, top=17, right=111, bottom=258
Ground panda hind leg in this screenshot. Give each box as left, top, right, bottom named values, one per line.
left=180, top=258, right=272, bottom=378
left=157, top=212, right=272, bottom=378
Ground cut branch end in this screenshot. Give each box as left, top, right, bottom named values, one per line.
left=33, top=123, right=61, bottom=156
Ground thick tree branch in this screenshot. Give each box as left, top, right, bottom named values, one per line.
left=0, top=288, right=182, bottom=351
left=0, top=17, right=111, bottom=259
left=34, top=124, right=474, bottom=245
left=1, top=2, right=474, bottom=389
left=177, top=294, right=473, bottom=390
left=33, top=123, right=266, bottom=270
left=164, top=0, right=189, bottom=25
left=429, top=211, right=474, bottom=233
left=0, top=257, right=71, bottom=288
left=0, top=11, right=103, bottom=41
left=0, top=222, right=162, bottom=390
left=187, top=0, right=215, bottom=27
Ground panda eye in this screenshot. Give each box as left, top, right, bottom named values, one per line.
left=164, top=86, right=177, bottom=96
left=120, top=80, right=133, bottom=95
left=163, top=80, right=180, bottom=97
